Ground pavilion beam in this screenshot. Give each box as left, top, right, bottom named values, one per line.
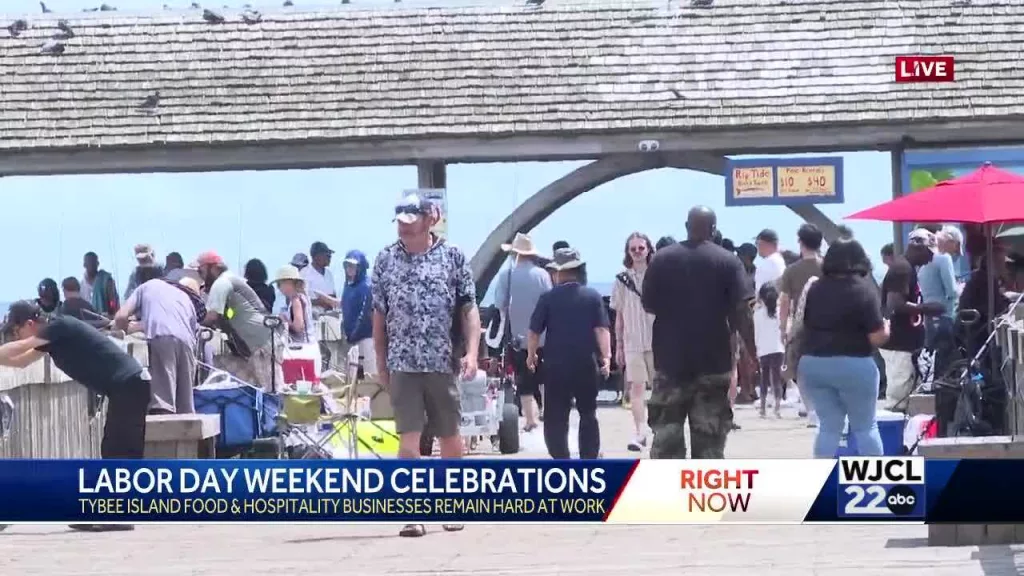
left=891, top=146, right=907, bottom=254
left=3, top=119, right=1024, bottom=177
left=416, top=160, right=447, bottom=189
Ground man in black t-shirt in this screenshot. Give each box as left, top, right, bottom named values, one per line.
left=879, top=240, right=934, bottom=411
left=0, top=300, right=149, bottom=532
left=642, top=206, right=756, bottom=459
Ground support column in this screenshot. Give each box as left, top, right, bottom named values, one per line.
left=891, top=146, right=906, bottom=253
left=417, top=160, right=447, bottom=189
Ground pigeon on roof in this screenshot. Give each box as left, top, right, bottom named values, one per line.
left=139, top=92, right=160, bottom=115
left=202, top=8, right=225, bottom=23
left=7, top=19, right=28, bottom=38
left=283, top=0, right=293, bottom=6
left=242, top=8, right=262, bottom=24
left=56, top=20, right=74, bottom=40
left=39, top=39, right=64, bottom=55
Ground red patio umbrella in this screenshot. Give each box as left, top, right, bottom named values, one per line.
left=847, top=162, right=1024, bottom=396
left=847, top=162, right=1024, bottom=224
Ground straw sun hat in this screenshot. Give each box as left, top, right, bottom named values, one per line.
left=501, top=232, right=539, bottom=256
left=272, top=265, right=304, bottom=285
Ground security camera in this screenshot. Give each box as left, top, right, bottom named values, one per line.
left=638, top=140, right=660, bottom=152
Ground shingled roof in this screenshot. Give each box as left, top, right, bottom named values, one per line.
left=0, top=0, right=1022, bottom=154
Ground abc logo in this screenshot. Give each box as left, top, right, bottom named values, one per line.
left=886, top=485, right=917, bottom=516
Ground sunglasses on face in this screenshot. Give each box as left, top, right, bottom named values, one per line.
left=630, top=246, right=647, bottom=253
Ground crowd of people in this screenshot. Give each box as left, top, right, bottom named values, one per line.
left=495, top=205, right=1019, bottom=463
left=0, top=188, right=1017, bottom=535
left=496, top=206, right=803, bottom=460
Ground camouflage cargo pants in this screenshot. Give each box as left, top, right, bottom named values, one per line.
left=648, top=371, right=734, bottom=459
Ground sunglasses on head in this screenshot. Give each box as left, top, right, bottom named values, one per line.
left=395, top=204, right=426, bottom=216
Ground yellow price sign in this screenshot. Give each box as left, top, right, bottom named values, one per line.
left=731, top=167, right=774, bottom=199
left=777, top=165, right=837, bottom=198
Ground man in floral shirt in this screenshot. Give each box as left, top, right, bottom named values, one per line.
left=372, top=193, right=480, bottom=538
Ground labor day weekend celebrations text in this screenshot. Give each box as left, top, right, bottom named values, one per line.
left=76, top=463, right=612, bottom=519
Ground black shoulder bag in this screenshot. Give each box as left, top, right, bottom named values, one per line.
left=615, top=272, right=642, bottom=298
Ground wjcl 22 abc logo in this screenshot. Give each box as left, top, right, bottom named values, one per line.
left=837, top=457, right=925, bottom=517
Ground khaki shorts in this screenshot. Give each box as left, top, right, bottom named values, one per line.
left=625, top=350, right=655, bottom=385
left=390, top=372, right=461, bottom=437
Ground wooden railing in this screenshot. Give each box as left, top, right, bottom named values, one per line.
left=0, top=337, right=148, bottom=459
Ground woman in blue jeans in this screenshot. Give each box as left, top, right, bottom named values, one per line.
left=799, top=238, right=891, bottom=458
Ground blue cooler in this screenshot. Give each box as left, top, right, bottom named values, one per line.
left=194, top=385, right=282, bottom=449
left=835, top=410, right=906, bottom=457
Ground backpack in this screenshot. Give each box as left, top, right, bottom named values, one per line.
left=446, top=244, right=471, bottom=369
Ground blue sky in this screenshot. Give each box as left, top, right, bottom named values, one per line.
left=1, top=0, right=897, bottom=304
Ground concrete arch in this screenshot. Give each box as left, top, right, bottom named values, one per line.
left=469, top=153, right=844, bottom=298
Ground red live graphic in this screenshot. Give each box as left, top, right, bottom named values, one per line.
left=895, top=55, right=955, bottom=83
left=681, top=468, right=758, bottom=513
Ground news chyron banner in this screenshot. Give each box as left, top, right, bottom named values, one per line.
left=0, top=458, right=1015, bottom=524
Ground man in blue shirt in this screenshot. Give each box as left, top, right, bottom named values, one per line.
left=914, top=227, right=959, bottom=380
left=527, top=248, right=611, bottom=459
left=495, top=232, right=552, bottom=432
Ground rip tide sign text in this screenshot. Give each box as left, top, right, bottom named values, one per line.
left=894, top=56, right=955, bottom=83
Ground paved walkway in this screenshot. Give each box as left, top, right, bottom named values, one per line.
left=2, top=401, right=1023, bottom=575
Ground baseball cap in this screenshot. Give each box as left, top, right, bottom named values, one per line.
left=908, top=228, right=937, bottom=252
left=290, top=253, right=310, bottom=268
left=755, top=229, right=779, bottom=244
left=0, top=300, right=41, bottom=336
left=310, top=241, right=334, bottom=257
left=194, top=251, right=225, bottom=267
left=394, top=194, right=433, bottom=224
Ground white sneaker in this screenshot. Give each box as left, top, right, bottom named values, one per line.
left=627, top=436, right=647, bottom=452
